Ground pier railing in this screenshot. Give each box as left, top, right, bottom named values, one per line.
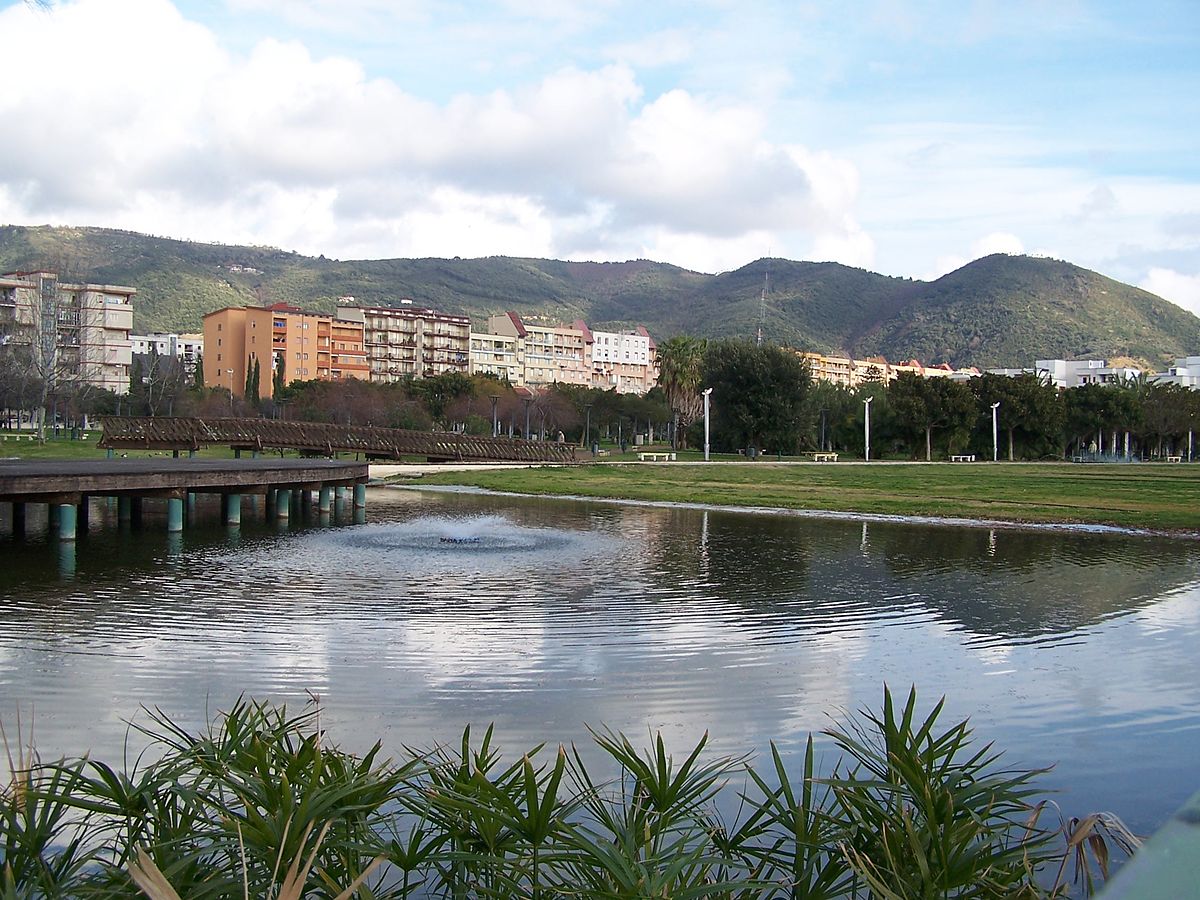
left=97, top=416, right=578, bottom=464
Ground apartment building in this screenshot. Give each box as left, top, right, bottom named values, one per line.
left=203, top=303, right=368, bottom=400
left=469, top=330, right=521, bottom=382
left=339, top=303, right=470, bottom=381
left=1150, top=356, right=1200, bottom=388
left=130, top=332, right=203, bottom=375
left=1035, top=359, right=1141, bottom=388
left=587, top=323, right=657, bottom=393
left=796, top=351, right=980, bottom=387
left=476, top=312, right=658, bottom=394
left=0, top=270, right=135, bottom=394
left=485, top=312, right=592, bottom=388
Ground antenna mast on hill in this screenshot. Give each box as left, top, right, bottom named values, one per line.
left=756, top=267, right=769, bottom=347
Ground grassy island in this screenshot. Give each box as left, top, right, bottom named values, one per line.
left=407, top=461, right=1200, bottom=533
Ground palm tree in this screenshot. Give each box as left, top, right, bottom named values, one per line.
left=657, top=336, right=707, bottom=448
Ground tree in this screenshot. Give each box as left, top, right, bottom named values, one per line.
left=971, top=373, right=1063, bottom=460
left=657, top=335, right=707, bottom=449
left=192, top=352, right=205, bottom=390
left=888, top=373, right=976, bottom=460
left=702, top=340, right=811, bottom=454
left=1063, top=383, right=1140, bottom=458
left=272, top=352, right=285, bottom=397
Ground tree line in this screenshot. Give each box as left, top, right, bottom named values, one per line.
left=658, top=337, right=1200, bottom=460
left=5, top=336, right=1198, bottom=459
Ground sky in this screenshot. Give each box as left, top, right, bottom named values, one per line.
left=1, top=0, right=1198, bottom=313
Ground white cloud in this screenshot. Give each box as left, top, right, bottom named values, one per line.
left=1140, top=268, right=1200, bottom=317
left=0, top=0, right=867, bottom=272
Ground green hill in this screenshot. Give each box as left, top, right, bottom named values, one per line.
left=1, top=224, right=1195, bottom=368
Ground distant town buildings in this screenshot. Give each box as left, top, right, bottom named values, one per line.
left=798, top=350, right=1200, bottom=391
left=130, top=332, right=204, bottom=375
left=796, top=351, right=980, bottom=387
left=200, top=300, right=659, bottom=398
left=0, top=270, right=135, bottom=394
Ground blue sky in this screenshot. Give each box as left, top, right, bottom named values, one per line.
left=2, top=0, right=1198, bottom=313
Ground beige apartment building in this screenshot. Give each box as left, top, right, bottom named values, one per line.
left=338, top=303, right=471, bottom=381
left=797, top=351, right=979, bottom=387
left=469, top=330, right=521, bottom=382
left=478, top=312, right=658, bottom=393
left=0, top=270, right=135, bottom=394
left=203, top=302, right=368, bottom=401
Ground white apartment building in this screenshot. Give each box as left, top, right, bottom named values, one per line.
left=1036, top=359, right=1141, bottom=388
left=588, top=324, right=657, bottom=394
left=1150, top=356, right=1200, bottom=388
left=0, top=271, right=135, bottom=394
left=130, top=332, right=203, bottom=373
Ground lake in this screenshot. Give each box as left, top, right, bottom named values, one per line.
left=1, top=486, right=1198, bottom=835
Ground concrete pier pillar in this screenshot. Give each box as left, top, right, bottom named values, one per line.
left=275, top=489, right=291, bottom=521
left=289, top=488, right=302, bottom=520
left=186, top=492, right=197, bottom=519
left=11, top=502, right=25, bottom=538
left=118, top=496, right=132, bottom=524
left=318, top=485, right=332, bottom=514
left=106, top=448, right=115, bottom=459
left=48, top=503, right=60, bottom=532
left=130, top=497, right=144, bottom=529
left=188, top=450, right=197, bottom=459
left=300, top=488, right=313, bottom=517
left=234, top=448, right=242, bottom=459
left=353, top=483, right=366, bottom=509
left=57, top=503, right=77, bottom=541
left=167, top=497, right=184, bottom=533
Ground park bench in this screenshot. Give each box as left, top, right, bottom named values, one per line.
left=949, top=454, right=976, bottom=462
left=0, top=434, right=34, bottom=442
left=637, top=451, right=676, bottom=462
left=808, top=452, right=838, bottom=462
left=1166, top=455, right=1183, bottom=463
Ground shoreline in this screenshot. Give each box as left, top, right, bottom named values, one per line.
left=381, top=481, right=1200, bottom=540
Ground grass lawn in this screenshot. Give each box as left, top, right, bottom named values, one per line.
left=409, top=461, right=1200, bottom=532
left=0, top=436, right=291, bottom=461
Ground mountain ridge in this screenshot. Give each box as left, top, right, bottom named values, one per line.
left=1, top=224, right=1196, bottom=368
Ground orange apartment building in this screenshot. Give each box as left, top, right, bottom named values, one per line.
left=202, top=302, right=368, bottom=401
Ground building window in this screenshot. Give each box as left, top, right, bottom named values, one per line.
left=217, top=323, right=222, bottom=331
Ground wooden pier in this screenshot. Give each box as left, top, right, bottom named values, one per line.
left=0, top=458, right=369, bottom=541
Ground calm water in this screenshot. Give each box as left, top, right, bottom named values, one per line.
left=2, top=487, right=1199, bottom=833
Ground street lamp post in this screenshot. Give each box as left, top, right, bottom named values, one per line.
left=226, top=368, right=235, bottom=415
left=490, top=395, right=500, bottom=438
left=702, top=387, right=713, bottom=462
left=863, top=396, right=873, bottom=461
left=991, top=402, right=1000, bottom=462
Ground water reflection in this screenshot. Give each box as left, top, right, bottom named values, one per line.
left=1, top=488, right=1198, bottom=834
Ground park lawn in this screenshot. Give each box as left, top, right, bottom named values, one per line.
left=410, top=462, right=1200, bottom=532
left=0, top=437, right=272, bottom=461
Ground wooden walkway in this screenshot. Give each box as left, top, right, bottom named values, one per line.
left=97, top=416, right=578, bottom=464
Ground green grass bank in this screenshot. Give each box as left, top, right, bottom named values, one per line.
left=408, top=461, right=1200, bottom=532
